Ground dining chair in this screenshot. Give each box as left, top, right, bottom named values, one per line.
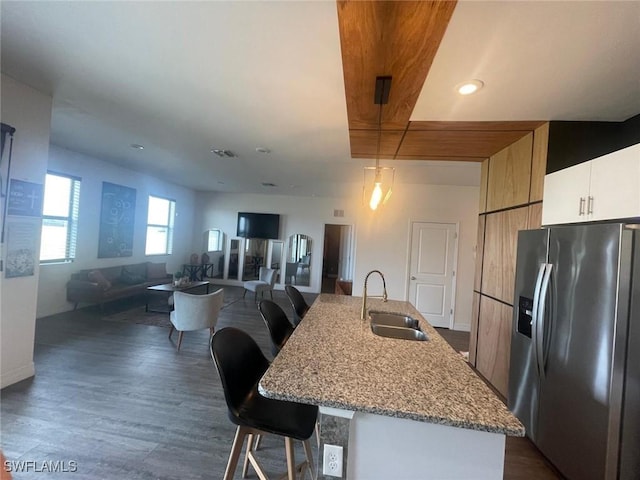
left=169, top=288, right=223, bottom=351
left=243, top=267, right=277, bottom=302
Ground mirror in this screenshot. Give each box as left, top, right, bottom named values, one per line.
left=205, top=228, right=224, bottom=252
left=203, top=229, right=225, bottom=279
left=268, top=240, right=284, bottom=284
left=242, top=238, right=268, bottom=281
left=285, top=234, right=312, bottom=287
left=225, top=238, right=240, bottom=280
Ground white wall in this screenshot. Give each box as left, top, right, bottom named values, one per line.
left=1, top=74, right=52, bottom=388
left=193, top=192, right=356, bottom=293
left=36, top=145, right=197, bottom=318
left=353, top=184, right=479, bottom=331
left=194, top=183, right=479, bottom=330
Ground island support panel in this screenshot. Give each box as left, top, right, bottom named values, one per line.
left=319, top=408, right=505, bottom=479
left=317, top=407, right=353, bottom=480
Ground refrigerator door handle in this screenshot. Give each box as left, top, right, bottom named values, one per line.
left=532, top=264, right=547, bottom=377
left=536, top=263, right=553, bottom=380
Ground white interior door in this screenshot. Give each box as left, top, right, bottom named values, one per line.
left=408, top=222, right=457, bottom=329
left=338, top=225, right=353, bottom=280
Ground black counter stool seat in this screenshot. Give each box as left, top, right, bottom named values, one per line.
left=211, top=327, right=317, bottom=480
left=285, top=285, right=310, bottom=327
left=258, top=299, right=295, bottom=356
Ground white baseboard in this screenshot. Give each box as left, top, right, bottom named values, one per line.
left=1, top=363, right=35, bottom=389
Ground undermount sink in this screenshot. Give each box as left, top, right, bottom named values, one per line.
left=368, top=311, right=428, bottom=341
left=369, top=311, right=419, bottom=329
left=370, top=323, right=428, bottom=341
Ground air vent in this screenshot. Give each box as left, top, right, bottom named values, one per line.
left=261, top=182, right=277, bottom=187
left=334, top=209, right=345, bottom=217
left=211, top=149, right=237, bottom=158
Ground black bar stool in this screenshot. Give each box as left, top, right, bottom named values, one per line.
left=210, top=327, right=317, bottom=480
left=285, top=285, right=310, bottom=326
left=258, top=299, right=295, bottom=356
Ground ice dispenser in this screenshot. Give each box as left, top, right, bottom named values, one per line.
left=517, top=296, right=533, bottom=338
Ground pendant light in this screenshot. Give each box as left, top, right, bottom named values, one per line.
left=363, top=76, right=394, bottom=211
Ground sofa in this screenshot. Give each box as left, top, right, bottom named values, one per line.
left=67, top=261, right=171, bottom=309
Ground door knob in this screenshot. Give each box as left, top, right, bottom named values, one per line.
left=411, top=276, right=416, bottom=280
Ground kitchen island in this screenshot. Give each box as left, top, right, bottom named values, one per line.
left=259, top=294, right=524, bottom=479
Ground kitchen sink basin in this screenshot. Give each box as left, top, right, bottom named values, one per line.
left=370, top=323, right=428, bottom=341
left=369, top=311, right=420, bottom=329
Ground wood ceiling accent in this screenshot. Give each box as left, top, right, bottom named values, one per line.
left=349, top=130, right=404, bottom=158
left=409, top=121, right=545, bottom=132
left=398, top=126, right=543, bottom=159
left=337, top=0, right=456, bottom=130
left=336, top=1, right=544, bottom=162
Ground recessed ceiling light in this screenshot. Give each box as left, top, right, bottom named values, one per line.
left=256, top=147, right=271, bottom=154
left=456, top=79, right=484, bottom=95
left=131, top=143, right=144, bottom=150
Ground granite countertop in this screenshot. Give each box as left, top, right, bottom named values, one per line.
left=259, top=294, right=524, bottom=436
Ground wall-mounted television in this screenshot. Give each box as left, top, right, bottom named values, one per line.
left=237, top=212, right=280, bottom=239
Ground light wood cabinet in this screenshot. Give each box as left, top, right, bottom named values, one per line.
left=528, top=203, right=543, bottom=230
left=474, top=216, right=485, bottom=292
left=542, top=143, right=640, bottom=225
left=482, top=207, right=529, bottom=305
left=487, top=133, right=533, bottom=211
left=530, top=123, right=549, bottom=202
left=479, top=158, right=489, bottom=213
left=476, top=296, right=512, bottom=397
left=469, top=292, right=480, bottom=366
left=471, top=124, right=548, bottom=395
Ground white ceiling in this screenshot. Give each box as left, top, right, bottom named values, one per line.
left=1, top=1, right=639, bottom=197
left=414, top=1, right=640, bottom=122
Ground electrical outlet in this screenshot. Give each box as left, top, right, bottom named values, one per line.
left=322, top=444, right=343, bottom=477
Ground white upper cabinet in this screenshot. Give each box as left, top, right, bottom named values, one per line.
left=588, top=144, right=640, bottom=221
left=542, top=143, right=640, bottom=225
left=542, top=161, right=591, bottom=225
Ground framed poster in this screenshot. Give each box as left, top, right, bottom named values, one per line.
left=98, top=182, right=136, bottom=258
left=7, top=179, right=43, bottom=217
left=5, top=221, right=37, bottom=278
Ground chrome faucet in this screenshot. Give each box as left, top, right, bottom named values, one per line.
left=361, top=270, right=388, bottom=319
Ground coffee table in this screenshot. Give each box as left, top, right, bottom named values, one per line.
left=146, top=281, right=210, bottom=313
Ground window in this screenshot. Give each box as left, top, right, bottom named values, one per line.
left=40, top=172, right=81, bottom=263
left=145, top=195, right=175, bottom=255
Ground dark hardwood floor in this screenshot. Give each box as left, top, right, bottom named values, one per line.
left=1, top=287, right=561, bottom=479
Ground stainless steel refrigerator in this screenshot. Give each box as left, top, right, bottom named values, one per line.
left=508, top=223, right=639, bottom=480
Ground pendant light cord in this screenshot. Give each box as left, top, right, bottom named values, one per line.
left=375, top=101, right=383, bottom=172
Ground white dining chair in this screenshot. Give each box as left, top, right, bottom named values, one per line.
left=242, top=267, right=277, bottom=302
left=169, top=288, right=224, bottom=351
